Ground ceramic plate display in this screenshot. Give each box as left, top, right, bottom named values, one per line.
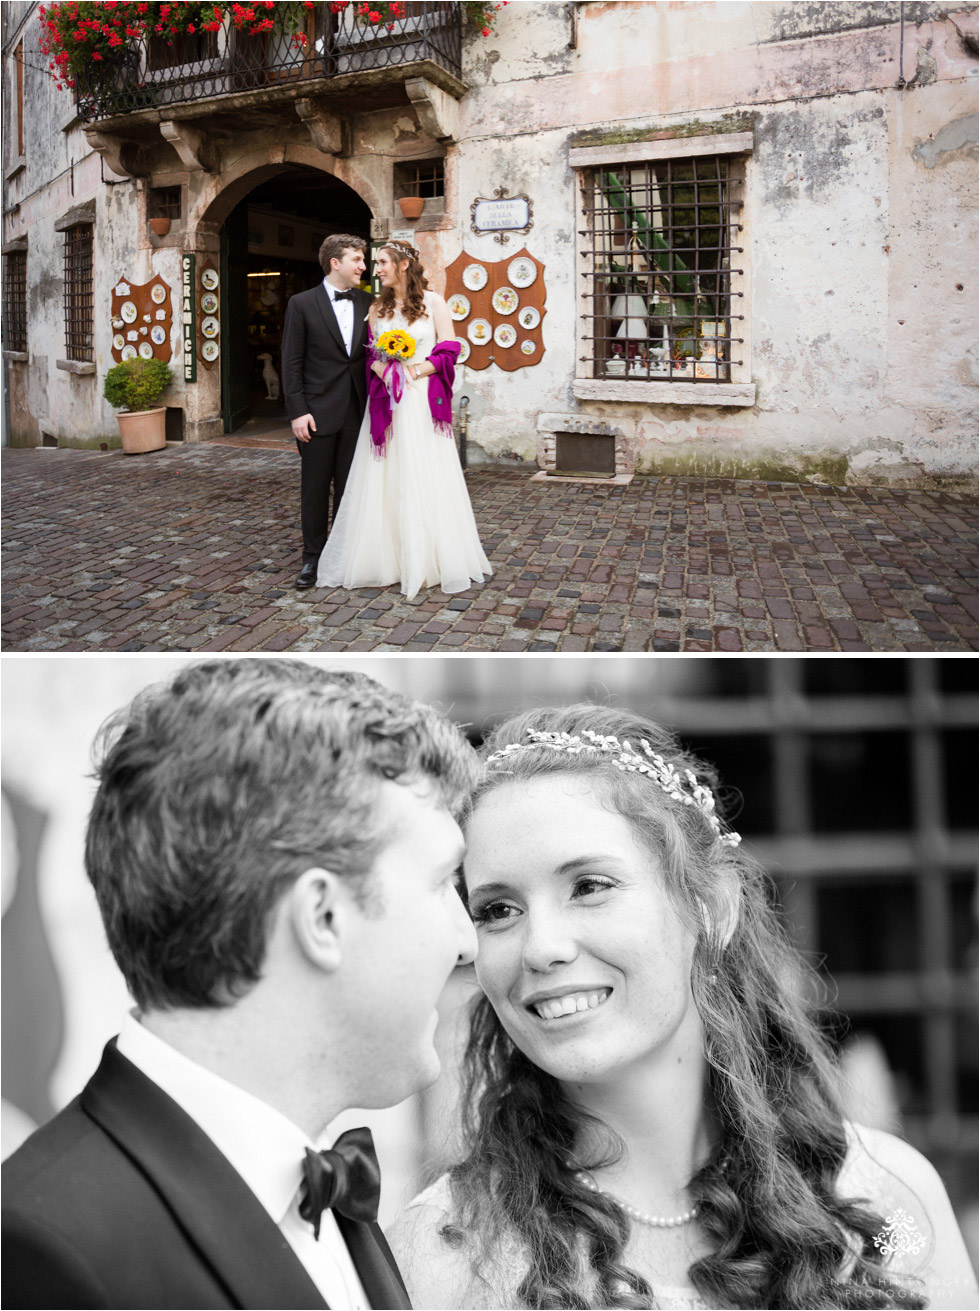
left=201, top=292, right=218, bottom=314
left=201, top=267, right=219, bottom=291
left=494, top=323, right=517, bottom=348
left=492, top=286, right=519, bottom=315
left=518, top=306, right=540, bottom=330
left=202, top=340, right=219, bottom=362
left=448, top=293, right=470, bottom=321
left=467, top=317, right=492, bottom=345
left=121, top=344, right=138, bottom=360
left=138, top=341, right=154, bottom=359
left=202, top=316, right=219, bottom=338
left=462, top=263, right=488, bottom=292
left=150, top=325, right=167, bottom=346
left=456, top=339, right=471, bottom=364
left=520, top=339, right=537, bottom=355
left=120, top=301, right=138, bottom=323
left=508, top=257, right=536, bottom=288
left=112, top=334, right=125, bottom=351
left=151, top=283, right=167, bottom=305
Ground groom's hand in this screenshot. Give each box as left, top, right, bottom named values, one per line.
left=292, top=414, right=316, bottom=442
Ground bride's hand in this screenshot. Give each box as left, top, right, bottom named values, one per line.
left=371, top=360, right=386, bottom=379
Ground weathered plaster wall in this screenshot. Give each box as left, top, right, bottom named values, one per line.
left=449, top=0, right=978, bottom=483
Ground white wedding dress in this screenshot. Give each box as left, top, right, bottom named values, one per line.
left=317, top=292, right=492, bottom=600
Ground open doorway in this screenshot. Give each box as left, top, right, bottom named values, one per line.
left=219, top=166, right=372, bottom=434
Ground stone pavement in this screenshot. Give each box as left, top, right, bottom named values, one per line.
left=2, top=444, right=977, bottom=652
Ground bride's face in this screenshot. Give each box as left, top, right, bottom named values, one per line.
left=376, top=250, right=408, bottom=288
left=463, top=774, right=703, bottom=1087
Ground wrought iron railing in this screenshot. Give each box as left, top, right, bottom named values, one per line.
left=75, top=2, right=462, bottom=123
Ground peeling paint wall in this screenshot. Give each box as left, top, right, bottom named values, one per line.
left=3, top=1, right=977, bottom=482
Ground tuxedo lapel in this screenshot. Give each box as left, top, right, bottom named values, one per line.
left=82, top=1043, right=328, bottom=1311
left=314, top=284, right=348, bottom=356
left=335, top=1215, right=411, bottom=1310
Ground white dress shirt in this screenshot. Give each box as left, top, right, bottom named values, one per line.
left=324, top=278, right=355, bottom=355
left=117, top=1015, right=369, bottom=1310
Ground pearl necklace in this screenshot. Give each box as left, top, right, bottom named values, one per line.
left=574, top=1171, right=698, bottom=1228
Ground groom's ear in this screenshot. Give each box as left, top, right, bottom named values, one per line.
left=286, top=867, right=346, bottom=973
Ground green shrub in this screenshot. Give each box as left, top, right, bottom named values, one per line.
left=103, top=358, right=173, bottom=412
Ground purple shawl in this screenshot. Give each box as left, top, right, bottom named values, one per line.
left=367, top=335, right=461, bottom=457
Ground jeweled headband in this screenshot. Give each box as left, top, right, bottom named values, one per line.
left=484, top=729, right=742, bottom=848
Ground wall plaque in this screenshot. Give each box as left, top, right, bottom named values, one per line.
left=443, top=246, right=546, bottom=372
left=470, top=188, right=533, bottom=245
left=110, top=275, right=173, bottom=365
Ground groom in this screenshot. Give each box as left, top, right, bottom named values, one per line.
left=2, top=660, right=478, bottom=1309
left=282, top=234, right=373, bottom=590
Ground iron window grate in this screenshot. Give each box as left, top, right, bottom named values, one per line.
left=581, top=155, right=744, bottom=382
left=64, top=224, right=94, bottom=363
left=397, top=159, right=445, bottom=199
left=3, top=249, right=28, bottom=354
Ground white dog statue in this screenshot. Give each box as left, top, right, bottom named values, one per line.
left=257, top=352, right=280, bottom=401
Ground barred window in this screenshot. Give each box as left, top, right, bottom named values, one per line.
left=394, top=158, right=445, bottom=200
left=3, top=249, right=28, bottom=354
left=582, top=154, right=744, bottom=382
left=63, top=224, right=94, bottom=363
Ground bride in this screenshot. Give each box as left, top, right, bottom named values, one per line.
left=316, top=240, right=492, bottom=600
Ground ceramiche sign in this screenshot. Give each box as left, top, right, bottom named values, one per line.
left=181, top=253, right=196, bottom=383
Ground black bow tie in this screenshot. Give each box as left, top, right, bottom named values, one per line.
left=333, top=290, right=355, bottom=302
left=299, top=1126, right=381, bottom=1239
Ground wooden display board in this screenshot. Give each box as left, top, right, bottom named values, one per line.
left=110, top=275, right=173, bottom=364
left=443, top=246, right=546, bottom=372
left=197, top=259, right=220, bottom=369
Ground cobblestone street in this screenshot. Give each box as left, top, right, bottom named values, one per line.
left=2, top=444, right=977, bottom=652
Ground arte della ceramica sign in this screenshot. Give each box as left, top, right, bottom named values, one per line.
left=471, top=190, right=533, bottom=244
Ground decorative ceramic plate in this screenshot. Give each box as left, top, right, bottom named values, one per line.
left=467, top=317, right=492, bottom=345
left=520, top=339, right=537, bottom=355
left=121, top=344, right=138, bottom=360
left=456, top=339, right=471, bottom=364
left=126, top=330, right=138, bottom=342
left=202, top=316, right=220, bottom=339
left=448, top=293, right=470, bottom=321
left=518, top=306, right=540, bottom=330
left=201, top=292, right=218, bottom=314
left=138, top=326, right=148, bottom=336
left=113, top=334, right=125, bottom=351
left=120, top=301, right=137, bottom=323
left=494, top=323, right=517, bottom=348
left=462, top=263, right=488, bottom=292
left=142, top=314, right=151, bottom=323
left=150, top=325, right=167, bottom=346
left=138, top=341, right=155, bottom=359
left=151, top=283, right=167, bottom=305
left=492, top=286, right=519, bottom=315
left=112, top=318, right=123, bottom=330
left=508, top=257, right=536, bottom=288
left=202, top=340, right=219, bottom=362
left=201, top=267, right=219, bottom=291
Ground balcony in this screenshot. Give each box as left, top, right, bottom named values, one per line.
left=75, top=2, right=464, bottom=130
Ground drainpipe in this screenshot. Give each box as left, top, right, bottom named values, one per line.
left=457, top=393, right=469, bottom=470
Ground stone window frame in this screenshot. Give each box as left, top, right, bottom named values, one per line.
left=569, top=132, right=755, bottom=407
left=54, top=203, right=96, bottom=375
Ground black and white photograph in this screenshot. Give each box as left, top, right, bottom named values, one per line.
left=1, top=655, right=977, bottom=1309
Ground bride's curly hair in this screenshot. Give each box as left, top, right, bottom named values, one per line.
left=446, top=705, right=925, bottom=1310
left=374, top=240, right=429, bottom=326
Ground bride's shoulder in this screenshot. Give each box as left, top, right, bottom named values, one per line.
left=386, top=1176, right=508, bottom=1310
left=839, top=1122, right=977, bottom=1304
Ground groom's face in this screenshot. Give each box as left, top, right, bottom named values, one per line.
left=339, top=777, right=477, bottom=1108
left=331, top=247, right=366, bottom=289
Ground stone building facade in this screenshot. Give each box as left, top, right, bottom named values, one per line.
left=2, top=1, right=977, bottom=486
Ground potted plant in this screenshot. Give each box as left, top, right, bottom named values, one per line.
left=149, top=215, right=172, bottom=236
left=103, top=357, right=173, bottom=454
left=397, top=195, right=425, bottom=219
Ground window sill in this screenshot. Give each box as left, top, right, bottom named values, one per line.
left=56, top=359, right=96, bottom=375
left=573, top=379, right=756, bottom=407
left=4, top=156, right=26, bottom=182
left=3, top=350, right=28, bottom=363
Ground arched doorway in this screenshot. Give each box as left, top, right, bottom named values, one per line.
left=219, top=166, right=372, bottom=433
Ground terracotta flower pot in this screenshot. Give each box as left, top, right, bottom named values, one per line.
left=116, top=407, right=167, bottom=455
left=149, top=216, right=171, bottom=236
left=397, top=196, right=425, bottom=220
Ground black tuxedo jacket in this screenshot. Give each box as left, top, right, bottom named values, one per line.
left=281, top=284, right=373, bottom=429
left=1, top=1042, right=411, bottom=1311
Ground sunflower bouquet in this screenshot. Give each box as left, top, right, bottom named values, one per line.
left=371, top=328, right=417, bottom=404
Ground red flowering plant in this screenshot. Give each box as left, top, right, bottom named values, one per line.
left=39, top=0, right=319, bottom=91
left=330, top=1, right=506, bottom=38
